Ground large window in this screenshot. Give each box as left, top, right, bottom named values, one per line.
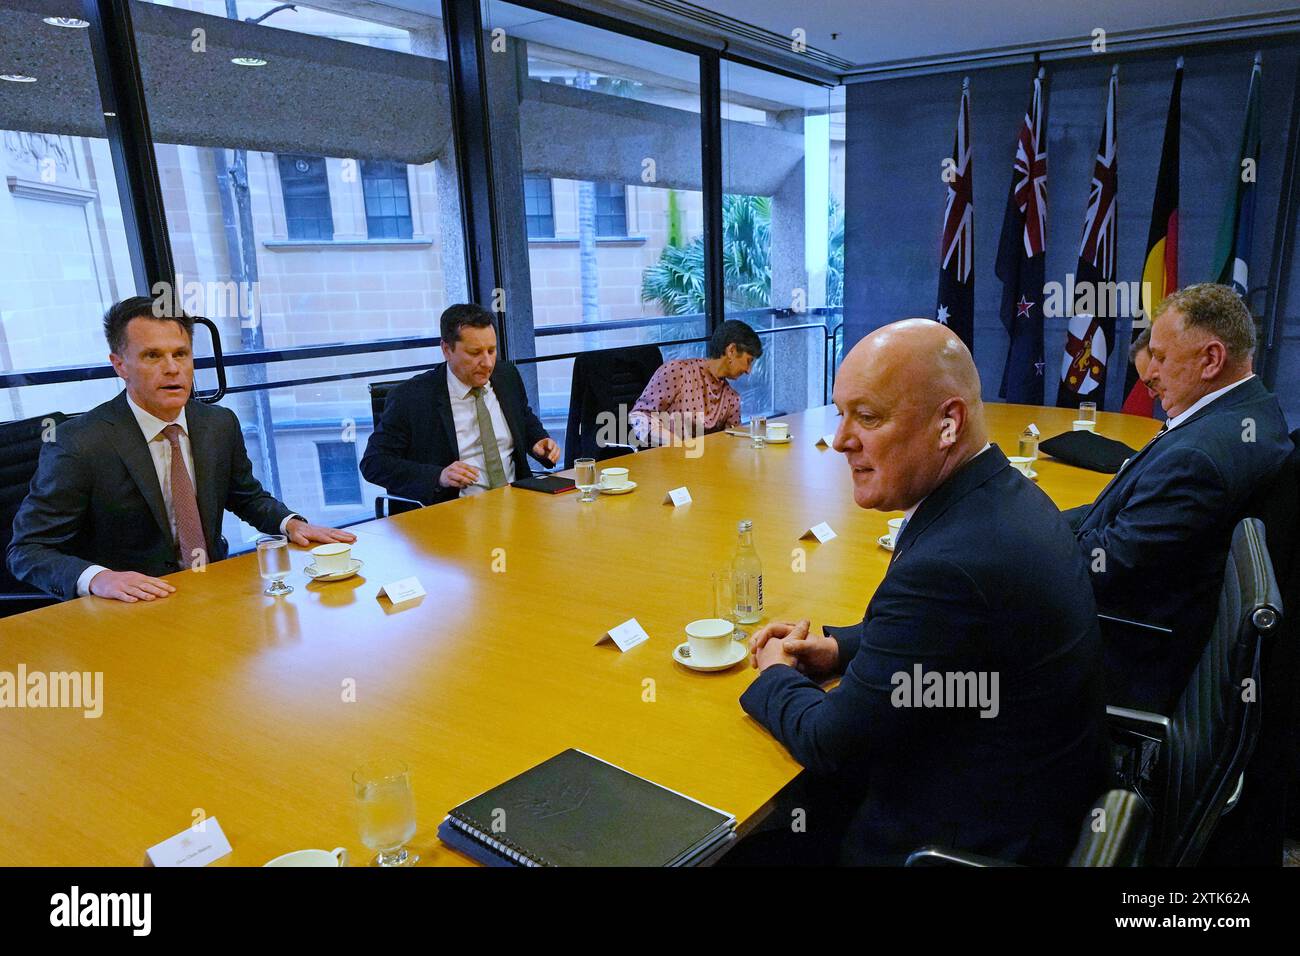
left=720, top=61, right=845, bottom=418
left=133, top=0, right=466, bottom=541
left=482, top=0, right=706, bottom=456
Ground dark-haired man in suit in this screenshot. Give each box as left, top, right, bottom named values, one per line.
left=7, top=296, right=353, bottom=604
left=733, top=319, right=1108, bottom=866
left=1068, top=283, right=1293, bottom=712
left=360, top=303, right=559, bottom=505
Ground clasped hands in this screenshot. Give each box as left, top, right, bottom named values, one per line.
left=748, top=618, right=840, bottom=678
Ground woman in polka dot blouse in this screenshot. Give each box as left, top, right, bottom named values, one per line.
left=629, top=320, right=763, bottom=447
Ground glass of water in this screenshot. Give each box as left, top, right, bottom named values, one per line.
left=575, top=457, right=598, bottom=502
left=353, top=758, right=419, bottom=867
left=256, top=534, right=293, bottom=596
left=750, top=415, right=768, bottom=449
left=713, top=569, right=744, bottom=641
left=1079, top=401, right=1098, bottom=425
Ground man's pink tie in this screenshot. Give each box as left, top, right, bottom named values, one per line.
left=162, top=424, right=206, bottom=567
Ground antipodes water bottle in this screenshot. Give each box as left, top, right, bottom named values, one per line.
left=732, top=519, right=764, bottom=625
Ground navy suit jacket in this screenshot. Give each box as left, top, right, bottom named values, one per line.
left=6, top=392, right=293, bottom=601
left=740, top=446, right=1109, bottom=865
left=359, top=361, right=550, bottom=506
left=1069, top=376, right=1293, bottom=712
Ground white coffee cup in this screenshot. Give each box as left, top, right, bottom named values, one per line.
left=600, top=467, right=629, bottom=489
left=886, top=517, right=904, bottom=545
left=311, top=542, right=352, bottom=573
left=1008, top=456, right=1034, bottom=475
left=685, top=618, right=734, bottom=666
left=1072, top=419, right=1097, bottom=432
left=264, top=847, right=348, bottom=867
left=766, top=422, right=789, bottom=441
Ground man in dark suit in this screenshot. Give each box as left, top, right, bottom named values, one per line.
left=736, top=320, right=1108, bottom=866
left=7, top=296, right=354, bottom=604
left=1068, top=283, right=1293, bottom=713
left=360, top=303, right=559, bottom=505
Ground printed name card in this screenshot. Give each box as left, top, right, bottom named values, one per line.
left=146, top=817, right=233, bottom=867
left=800, top=522, right=838, bottom=544
left=379, top=576, right=425, bottom=604
left=1026, top=422, right=1041, bottom=437
left=663, top=487, right=693, bottom=507
left=596, top=618, right=650, bottom=653
left=815, top=434, right=837, bottom=449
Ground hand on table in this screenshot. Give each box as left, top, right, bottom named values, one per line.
left=749, top=619, right=840, bottom=679
left=89, top=570, right=175, bottom=603
left=286, top=519, right=357, bottom=547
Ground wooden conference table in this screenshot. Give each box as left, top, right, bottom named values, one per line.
left=0, top=403, right=1159, bottom=866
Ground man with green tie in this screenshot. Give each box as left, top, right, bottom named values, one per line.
left=360, top=304, right=560, bottom=505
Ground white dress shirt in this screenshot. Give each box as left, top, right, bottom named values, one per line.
left=447, top=369, right=516, bottom=496
left=77, top=394, right=297, bottom=596
left=1162, top=374, right=1254, bottom=433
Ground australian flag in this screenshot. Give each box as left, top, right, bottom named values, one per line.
left=996, top=68, right=1048, bottom=405
left=937, top=78, right=974, bottom=352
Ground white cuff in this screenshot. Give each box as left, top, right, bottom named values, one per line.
left=76, top=564, right=110, bottom=597
left=279, top=514, right=304, bottom=535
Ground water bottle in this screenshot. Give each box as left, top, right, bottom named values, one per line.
left=732, top=519, right=764, bottom=625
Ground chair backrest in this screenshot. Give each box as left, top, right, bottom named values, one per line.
left=1153, top=517, right=1282, bottom=865
left=564, top=345, right=663, bottom=469
left=1067, top=789, right=1151, bottom=867
left=367, top=380, right=406, bottom=432
left=1, top=412, right=68, bottom=600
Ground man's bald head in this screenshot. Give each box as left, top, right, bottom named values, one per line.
left=831, top=319, right=988, bottom=512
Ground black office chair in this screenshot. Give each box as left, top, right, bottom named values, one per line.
left=905, top=789, right=1152, bottom=867
left=1107, top=517, right=1282, bottom=866
left=563, top=345, right=663, bottom=469
left=366, top=380, right=424, bottom=519
left=1202, top=431, right=1300, bottom=862
left=1, top=412, right=68, bottom=617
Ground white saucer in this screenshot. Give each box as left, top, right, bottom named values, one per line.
left=877, top=534, right=895, bottom=552
left=673, top=640, right=747, bottom=672
left=598, top=480, right=637, bottom=495
left=763, top=436, right=792, bottom=444
left=304, top=558, right=363, bottom=582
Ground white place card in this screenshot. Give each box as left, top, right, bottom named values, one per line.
left=663, top=487, right=693, bottom=507
left=1026, top=422, right=1041, bottom=437
left=596, top=618, right=650, bottom=653
left=146, top=817, right=233, bottom=867
left=815, top=434, right=837, bottom=449
left=800, top=522, right=838, bottom=544
left=379, top=576, right=425, bottom=604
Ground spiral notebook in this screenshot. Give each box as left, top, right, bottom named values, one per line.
left=438, top=749, right=736, bottom=867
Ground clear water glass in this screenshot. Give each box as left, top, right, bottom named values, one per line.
left=713, top=569, right=744, bottom=641
left=256, top=534, right=293, bottom=596
left=750, top=415, right=767, bottom=448
left=353, top=758, right=419, bottom=867
left=575, top=457, right=598, bottom=502
left=1079, top=401, right=1098, bottom=425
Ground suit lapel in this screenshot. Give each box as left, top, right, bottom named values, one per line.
left=431, top=364, right=460, bottom=459
left=107, top=392, right=171, bottom=540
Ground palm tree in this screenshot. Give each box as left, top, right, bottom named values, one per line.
left=641, top=195, right=772, bottom=315
left=643, top=195, right=850, bottom=315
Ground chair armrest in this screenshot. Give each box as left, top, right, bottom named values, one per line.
left=904, top=846, right=1018, bottom=867
left=1106, top=705, right=1171, bottom=744
left=374, top=495, right=424, bottom=519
